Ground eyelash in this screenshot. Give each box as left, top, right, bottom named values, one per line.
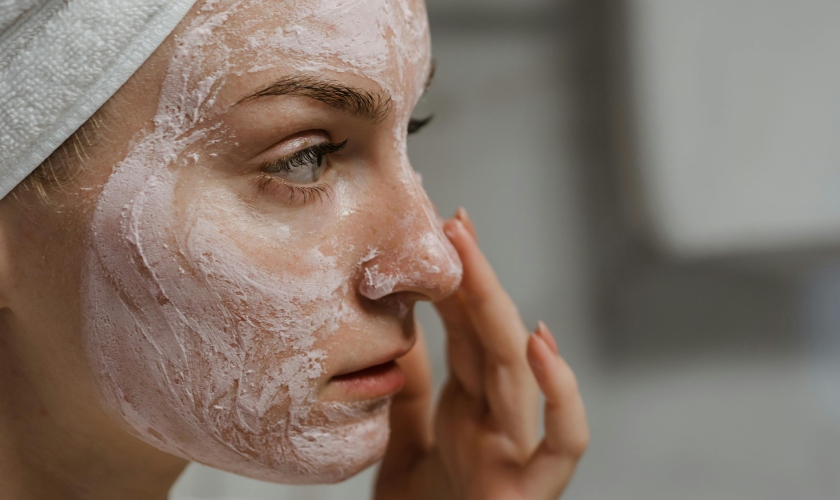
left=255, top=176, right=333, bottom=204
left=254, top=116, right=433, bottom=204
left=261, top=140, right=348, bottom=174
left=256, top=141, right=346, bottom=204
left=408, top=115, right=433, bottom=135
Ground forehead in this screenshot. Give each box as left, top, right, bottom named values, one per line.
left=198, top=0, right=431, bottom=102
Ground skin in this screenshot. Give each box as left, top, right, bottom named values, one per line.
left=0, top=0, right=588, bottom=499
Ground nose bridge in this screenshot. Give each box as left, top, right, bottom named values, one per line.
left=358, top=166, right=463, bottom=302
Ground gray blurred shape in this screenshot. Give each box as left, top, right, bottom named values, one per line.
left=621, top=0, right=840, bottom=258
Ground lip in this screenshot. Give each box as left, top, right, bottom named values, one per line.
left=329, top=358, right=406, bottom=399
left=330, top=347, right=410, bottom=399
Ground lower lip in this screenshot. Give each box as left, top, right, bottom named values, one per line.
left=330, top=360, right=405, bottom=399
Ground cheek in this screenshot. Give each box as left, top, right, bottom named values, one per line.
left=82, top=153, right=384, bottom=482
left=74, top=0, right=438, bottom=482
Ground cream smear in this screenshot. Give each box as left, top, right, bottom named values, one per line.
left=82, top=0, right=461, bottom=484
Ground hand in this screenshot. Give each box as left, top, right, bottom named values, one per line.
left=375, top=208, right=589, bottom=500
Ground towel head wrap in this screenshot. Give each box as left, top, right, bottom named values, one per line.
left=0, top=0, right=198, bottom=199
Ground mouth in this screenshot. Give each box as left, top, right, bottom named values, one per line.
left=329, top=360, right=406, bottom=400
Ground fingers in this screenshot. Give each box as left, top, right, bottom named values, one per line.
left=381, top=319, right=434, bottom=477
left=442, top=215, right=528, bottom=366
left=524, top=323, right=589, bottom=499
left=455, top=207, right=478, bottom=241
left=434, top=293, right=485, bottom=399
left=537, top=320, right=559, bottom=354
left=441, top=210, right=539, bottom=453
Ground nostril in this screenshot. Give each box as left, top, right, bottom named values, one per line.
left=360, top=264, right=400, bottom=300
left=357, top=214, right=464, bottom=302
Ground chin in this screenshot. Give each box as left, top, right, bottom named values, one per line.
left=192, top=397, right=393, bottom=485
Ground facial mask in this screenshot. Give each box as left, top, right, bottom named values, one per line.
left=83, top=0, right=461, bottom=483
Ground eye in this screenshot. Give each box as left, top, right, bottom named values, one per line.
left=260, top=140, right=347, bottom=184
left=408, top=115, right=433, bottom=135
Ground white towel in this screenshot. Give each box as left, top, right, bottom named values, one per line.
left=0, top=0, right=197, bottom=199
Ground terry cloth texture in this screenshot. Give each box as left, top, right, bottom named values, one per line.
left=0, top=0, right=198, bottom=199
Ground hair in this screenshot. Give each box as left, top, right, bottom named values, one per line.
left=15, top=112, right=107, bottom=204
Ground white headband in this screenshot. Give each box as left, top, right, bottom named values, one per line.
left=0, top=0, right=197, bottom=199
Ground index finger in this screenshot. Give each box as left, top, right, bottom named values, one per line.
left=442, top=217, right=529, bottom=364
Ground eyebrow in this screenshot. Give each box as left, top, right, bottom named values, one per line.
left=235, top=75, right=393, bottom=122
left=234, top=61, right=437, bottom=122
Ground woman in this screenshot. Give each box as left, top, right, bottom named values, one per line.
left=0, top=0, right=588, bottom=498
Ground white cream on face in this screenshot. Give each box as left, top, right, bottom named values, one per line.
left=242, top=0, right=461, bottom=302
left=82, top=0, right=461, bottom=484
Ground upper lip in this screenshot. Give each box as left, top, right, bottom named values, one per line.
left=330, top=344, right=412, bottom=379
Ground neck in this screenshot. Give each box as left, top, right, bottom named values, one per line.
left=0, top=332, right=188, bottom=500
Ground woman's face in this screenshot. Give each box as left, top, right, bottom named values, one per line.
left=45, top=0, right=461, bottom=484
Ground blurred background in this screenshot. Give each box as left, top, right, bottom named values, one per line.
left=172, top=0, right=840, bottom=498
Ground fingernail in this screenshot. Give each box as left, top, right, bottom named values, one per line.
left=456, top=206, right=467, bottom=221
left=537, top=321, right=559, bottom=355
left=460, top=207, right=473, bottom=225
left=528, top=333, right=547, bottom=378
left=443, top=219, right=462, bottom=240
left=453, top=218, right=466, bottom=234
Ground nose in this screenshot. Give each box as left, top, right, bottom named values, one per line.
left=358, top=169, right=463, bottom=304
